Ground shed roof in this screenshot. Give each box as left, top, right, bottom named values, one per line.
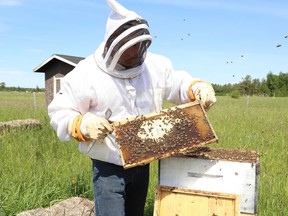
left=33, top=54, right=84, bottom=73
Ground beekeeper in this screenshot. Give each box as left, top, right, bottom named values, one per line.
left=48, top=0, right=216, bottom=215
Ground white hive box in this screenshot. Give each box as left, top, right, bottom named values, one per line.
left=158, top=147, right=260, bottom=215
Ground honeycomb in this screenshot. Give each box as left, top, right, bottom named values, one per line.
left=114, top=102, right=218, bottom=169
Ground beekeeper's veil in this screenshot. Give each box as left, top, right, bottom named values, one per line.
left=95, top=0, right=152, bottom=78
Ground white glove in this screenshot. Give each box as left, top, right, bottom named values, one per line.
left=191, top=81, right=217, bottom=110
left=80, top=112, right=113, bottom=140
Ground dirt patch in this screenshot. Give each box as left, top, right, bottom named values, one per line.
left=0, top=101, right=35, bottom=107
left=0, top=119, right=42, bottom=135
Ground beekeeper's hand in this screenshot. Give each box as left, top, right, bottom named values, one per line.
left=189, top=80, right=217, bottom=110
left=68, top=112, right=113, bottom=142
left=81, top=112, right=113, bottom=140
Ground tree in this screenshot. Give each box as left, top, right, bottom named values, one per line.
left=276, top=72, right=288, bottom=96
left=266, top=72, right=278, bottom=96
left=251, top=78, right=260, bottom=96
left=0, top=82, right=5, bottom=88
left=259, top=79, right=269, bottom=96
left=239, top=75, right=252, bottom=95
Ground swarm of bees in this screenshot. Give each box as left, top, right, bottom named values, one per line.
left=115, top=104, right=217, bottom=168
left=179, top=146, right=260, bottom=163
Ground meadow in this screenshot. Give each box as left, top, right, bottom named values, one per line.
left=0, top=91, right=287, bottom=216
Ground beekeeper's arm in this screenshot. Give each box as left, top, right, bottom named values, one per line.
left=48, top=73, right=112, bottom=142
left=160, top=57, right=216, bottom=110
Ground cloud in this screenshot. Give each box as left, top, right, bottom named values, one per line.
left=0, top=0, right=21, bottom=6
left=0, top=70, right=26, bottom=75
left=0, top=69, right=45, bottom=88
left=14, top=35, right=47, bottom=41
left=25, top=48, right=43, bottom=54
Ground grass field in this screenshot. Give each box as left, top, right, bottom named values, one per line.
left=0, top=91, right=287, bottom=216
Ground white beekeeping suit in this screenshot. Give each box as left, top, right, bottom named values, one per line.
left=48, top=0, right=216, bottom=166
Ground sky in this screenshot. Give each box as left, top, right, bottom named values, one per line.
left=0, top=0, right=287, bottom=88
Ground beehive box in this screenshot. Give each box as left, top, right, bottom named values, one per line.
left=114, top=101, right=218, bottom=169
left=154, top=186, right=240, bottom=216
left=159, top=147, right=260, bottom=215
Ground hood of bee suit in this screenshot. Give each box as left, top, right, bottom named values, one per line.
left=94, top=0, right=152, bottom=79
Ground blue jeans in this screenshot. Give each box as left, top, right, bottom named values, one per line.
left=92, top=159, right=150, bottom=216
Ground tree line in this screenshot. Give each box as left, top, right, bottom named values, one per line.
left=1, top=71, right=288, bottom=97
left=212, top=72, right=288, bottom=97
left=0, top=82, right=44, bottom=92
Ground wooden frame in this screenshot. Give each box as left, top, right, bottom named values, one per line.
left=114, top=101, right=218, bottom=169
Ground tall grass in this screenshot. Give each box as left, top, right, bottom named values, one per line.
left=0, top=92, right=287, bottom=215
left=207, top=96, right=288, bottom=216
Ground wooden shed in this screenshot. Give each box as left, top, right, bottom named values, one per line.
left=33, top=54, right=84, bottom=105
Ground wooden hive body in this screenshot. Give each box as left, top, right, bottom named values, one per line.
left=154, top=186, right=241, bottom=216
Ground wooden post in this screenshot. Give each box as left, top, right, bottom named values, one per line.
left=246, top=95, right=250, bottom=108
left=33, top=92, right=37, bottom=108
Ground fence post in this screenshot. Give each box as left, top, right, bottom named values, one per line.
left=246, top=95, right=250, bottom=108
left=33, top=92, right=37, bottom=108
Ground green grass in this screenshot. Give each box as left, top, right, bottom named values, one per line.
left=0, top=92, right=287, bottom=215
left=208, top=96, right=288, bottom=216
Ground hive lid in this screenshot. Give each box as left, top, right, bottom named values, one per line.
left=114, top=101, right=218, bottom=169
